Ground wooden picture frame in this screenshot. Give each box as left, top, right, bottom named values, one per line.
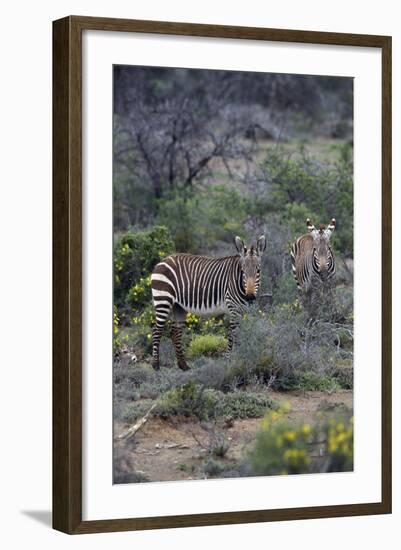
left=53, top=15, right=392, bottom=534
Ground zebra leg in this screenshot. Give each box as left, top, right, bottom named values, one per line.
left=225, top=319, right=239, bottom=358
left=152, top=301, right=173, bottom=370
left=225, top=305, right=241, bottom=359
left=171, top=322, right=189, bottom=370
left=172, top=305, right=189, bottom=371
left=152, top=320, right=166, bottom=371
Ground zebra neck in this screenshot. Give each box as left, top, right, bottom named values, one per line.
left=230, top=257, right=247, bottom=301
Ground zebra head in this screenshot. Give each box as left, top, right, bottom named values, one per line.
left=306, top=218, right=336, bottom=279
left=235, top=235, right=266, bottom=301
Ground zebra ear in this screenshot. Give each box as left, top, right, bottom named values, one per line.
left=235, top=236, right=246, bottom=256
left=327, top=218, right=336, bottom=232
left=306, top=218, right=315, bottom=231
left=256, top=235, right=266, bottom=255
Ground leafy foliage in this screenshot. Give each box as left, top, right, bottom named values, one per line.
left=257, top=145, right=353, bottom=257
left=114, top=225, right=174, bottom=319
left=250, top=405, right=353, bottom=476
left=188, top=334, right=228, bottom=359
left=232, top=302, right=353, bottom=391
left=156, top=185, right=248, bottom=253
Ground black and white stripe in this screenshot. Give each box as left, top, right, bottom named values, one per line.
left=151, top=236, right=266, bottom=370
left=291, top=218, right=336, bottom=293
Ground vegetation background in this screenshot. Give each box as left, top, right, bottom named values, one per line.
left=113, top=66, right=354, bottom=483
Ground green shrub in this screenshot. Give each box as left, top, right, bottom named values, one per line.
left=232, top=305, right=353, bottom=391
left=189, top=357, right=229, bottom=390
left=188, top=334, right=228, bottom=359
left=203, top=458, right=226, bottom=478
left=114, top=470, right=149, bottom=484
left=158, top=382, right=220, bottom=420
left=114, top=225, right=174, bottom=318
left=114, top=363, right=154, bottom=387
left=121, top=398, right=157, bottom=423
left=121, top=384, right=276, bottom=423
left=251, top=407, right=312, bottom=476
left=212, top=441, right=230, bottom=458
left=271, top=273, right=298, bottom=306
left=126, top=275, right=152, bottom=310
left=297, top=371, right=341, bottom=392
left=114, top=363, right=154, bottom=413
left=320, top=417, right=353, bottom=472
left=259, top=146, right=353, bottom=257
left=156, top=185, right=248, bottom=253
left=113, top=306, right=121, bottom=354
left=250, top=406, right=353, bottom=476
left=186, top=313, right=227, bottom=337
left=218, top=391, right=276, bottom=419
left=331, top=359, right=353, bottom=389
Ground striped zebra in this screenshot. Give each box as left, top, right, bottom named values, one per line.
left=151, top=235, right=266, bottom=371
left=291, top=218, right=336, bottom=295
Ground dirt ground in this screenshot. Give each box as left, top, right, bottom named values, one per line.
left=114, top=390, right=353, bottom=483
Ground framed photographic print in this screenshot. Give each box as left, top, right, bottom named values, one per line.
left=53, top=16, right=392, bottom=534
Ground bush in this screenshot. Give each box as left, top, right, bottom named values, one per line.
left=232, top=304, right=353, bottom=390
left=126, top=275, right=152, bottom=310
left=319, top=417, right=353, bottom=472
left=186, top=313, right=228, bottom=337
left=114, top=363, right=153, bottom=388
left=156, top=185, right=248, bottom=253
left=121, top=399, right=155, bottom=423
left=258, top=146, right=353, bottom=257
left=251, top=406, right=312, bottom=476
left=113, top=446, right=149, bottom=484
left=188, top=334, right=228, bottom=359
left=157, top=381, right=220, bottom=420
left=203, top=458, right=226, bottom=478
left=188, top=357, right=229, bottom=390
left=114, top=363, right=154, bottom=416
left=250, top=406, right=353, bottom=476
left=298, top=371, right=341, bottom=392
left=113, top=306, right=121, bottom=354
left=218, top=391, right=276, bottom=419
left=114, top=470, right=149, bottom=484
left=114, top=225, right=175, bottom=318
left=121, top=381, right=276, bottom=423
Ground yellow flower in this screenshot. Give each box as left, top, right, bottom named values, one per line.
left=269, top=411, right=281, bottom=422
left=283, top=430, right=297, bottom=442
left=283, top=449, right=294, bottom=461
left=329, top=440, right=338, bottom=453
left=336, top=433, right=347, bottom=444
left=301, top=423, right=311, bottom=436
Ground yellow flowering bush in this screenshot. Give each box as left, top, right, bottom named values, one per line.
left=322, top=417, right=353, bottom=472
left=252, top=405, right=312, bottom=475
left=186, top=312, right=200, bottom=331
left=126, top=275, right=152, bottom=309
left=114, top=225, right=174, bottom=318
left=251, top=405, right=353, bottom=476
left=185, top=313, right=227, bottom=336
left=131, top=305, right=156, bottom=328
left=113, top=306, right=121, bottom=354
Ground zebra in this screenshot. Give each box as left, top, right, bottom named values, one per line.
left=291, top=218, right=336, bottom=306
left=150, top=235, right=266, bottom=370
